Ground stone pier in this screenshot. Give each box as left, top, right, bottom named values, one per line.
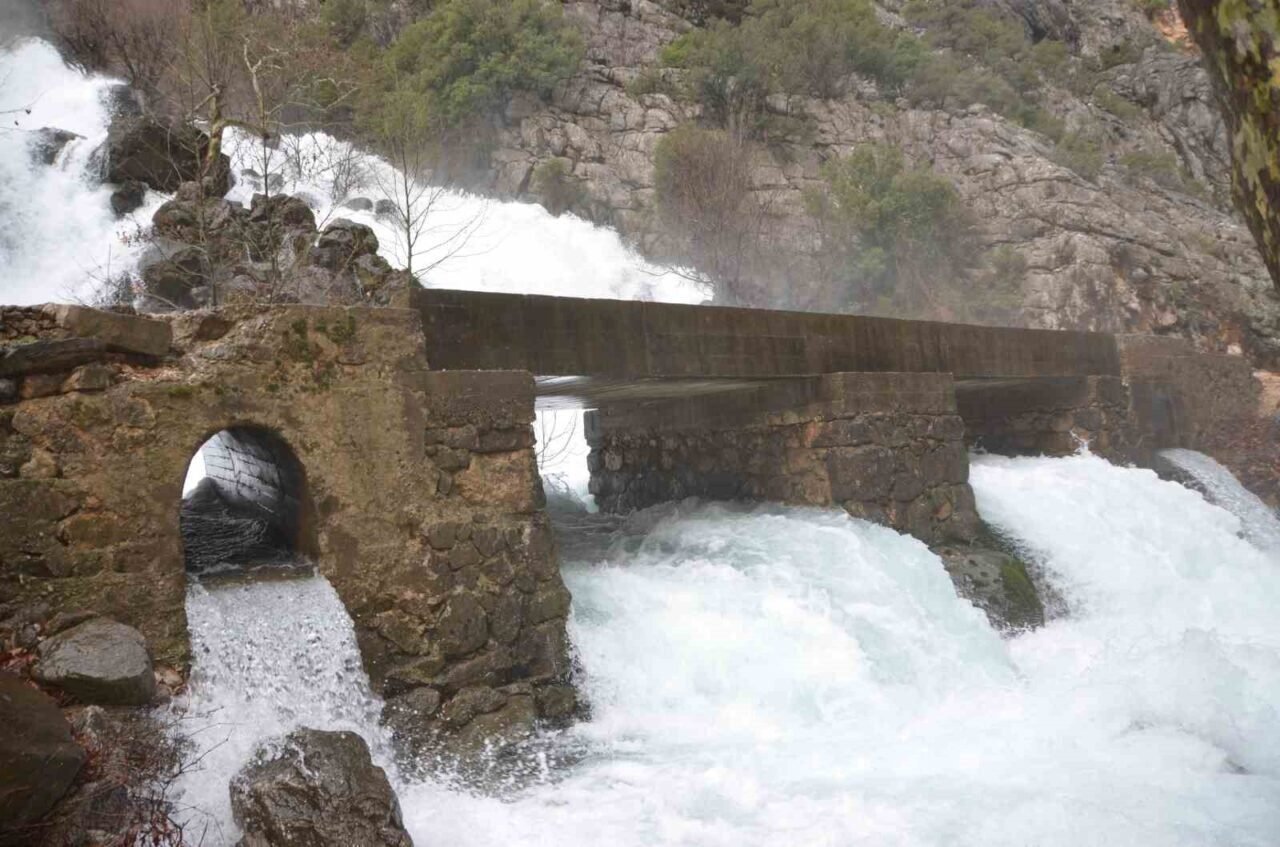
left=587, top=372, right=978, bottom=543
left=0, top=303, right=576, bottom=749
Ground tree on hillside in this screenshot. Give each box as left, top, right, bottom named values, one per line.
left=362, top=82, right=485, bottom=279
left=652, top=125, right=778, bottom=305
left=1176, top=0, right=1280, bottom=293
left=804, top=144, right=1007, bottom=320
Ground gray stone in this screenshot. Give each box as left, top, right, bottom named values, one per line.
left=35, top=618, right=155, bottom=705
left=0, top=673, right=86, bottom=838
left=109, top=180, right=147, bottom=217
left=28, top=127, right=82, bottom=166
left=230, top=729, right=412, bottom=847
left=939, top=544, right=1045, bottom=632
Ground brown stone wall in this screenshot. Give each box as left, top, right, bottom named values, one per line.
left=955, top=377, right=1137, bottom=458
left=587, top=372, right=979, bottom=544
left=1118, top=335, right=1259, bottom=448
left=0, top=304, right=574, bottom=744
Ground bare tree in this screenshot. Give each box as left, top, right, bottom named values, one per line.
left=367, top=90, right=486, bottom=280
left=652, top=124, right=780, bottom=306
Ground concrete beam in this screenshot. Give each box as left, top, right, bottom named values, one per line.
left=414, top=289, right=1121, bottom=383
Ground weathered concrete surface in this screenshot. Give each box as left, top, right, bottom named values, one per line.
left=587, top=372, right=979, bottom=544
left=956, top=377, right=1137, bottom=458
left=414, top=289, right=1122, bottom=394
left=0, top=304, right=575, bottom=745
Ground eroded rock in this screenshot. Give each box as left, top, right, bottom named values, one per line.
left=230, top=729, right=412, bottom=847
left=0, top=673, right=86, bottom=840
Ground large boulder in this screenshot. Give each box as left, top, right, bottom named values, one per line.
left=0, top=674, right=86, bottom=842
left=310, top=218, right=379, bottom=271
left=34, top=618, right=155, bottom=706
left=140, top=246, right=208, bottom=311
left=28, top=127, right=82, bottom=166
left=939, top=544, right=1045, bottom=632
left=97, top=114, right=229, bottom=195
left=230, top=729, right=412, bottom=847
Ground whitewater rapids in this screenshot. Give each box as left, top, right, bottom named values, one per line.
left=6, top=34, right=1280, bottom=847
left=175, top=452, right=1280, bottom=847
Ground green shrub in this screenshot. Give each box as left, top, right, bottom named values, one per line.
left=900, top=0, right=1073, bottom=137
left=381, top=0, right=583, bottom=128
left=805, top=144, right=983, bottom=314
left=321, top=0, right=368, bottom=47
left=662, top=0, right=751, bottom=25
left=626, top=68, right=679, bottom=98
left=653, top=125, right=767, bottom=300
left=1119, top=149, right=1205, bottom=196
left=1052, top=131, right=1106, bottom=179
left=661, top=0, right=921, bottom=133
left=1095, top=85, right=1144, bottom=122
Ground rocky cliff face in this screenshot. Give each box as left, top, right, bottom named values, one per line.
left=481, top=0, right=1280, bottom=367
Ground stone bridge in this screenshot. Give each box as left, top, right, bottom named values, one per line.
left=0, top=295, right=1257, bottom=747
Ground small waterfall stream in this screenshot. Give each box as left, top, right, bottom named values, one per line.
left=1158, top=447, right=1280, bottom=551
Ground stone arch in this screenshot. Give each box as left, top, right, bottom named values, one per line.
left=180, top=425, right=319, bottom=574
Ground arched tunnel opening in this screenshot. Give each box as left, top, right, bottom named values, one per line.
left=180, top=426, right=315, bottom=576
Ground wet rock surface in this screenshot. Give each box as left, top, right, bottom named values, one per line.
left=34, top=618, right=155, bottom=705
left=230, top=729, right=413, bottom=847
left=0, top=674, right=86, bottom=843
left=938, top=543, right=1046, bottom=632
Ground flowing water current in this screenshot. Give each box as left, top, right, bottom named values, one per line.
left=5, top=37, right=1280, bottom=847
left=170, top=453, right=1280, bottom=846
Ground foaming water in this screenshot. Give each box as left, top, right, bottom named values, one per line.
left=0, top=39, right=164, bottom=304
left=392, top=459, right=1280, bottom=847
left=173, top=570, right=388, bottom=845
left=219, top=129, right=704, bottom=302
left=1158, top=448, right=1280, bottom=551
left=1, top=37, right=704, bottom=306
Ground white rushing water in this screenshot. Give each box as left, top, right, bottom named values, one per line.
left=0, top=38, right=704, bottom=306
left=8, top=34, right=1280, bottom=847
left=174, top=572, right=390, bottom=845
left=389, top=455, right=1280, bottom=847
left=1158, top=448, right=1280, bottom=551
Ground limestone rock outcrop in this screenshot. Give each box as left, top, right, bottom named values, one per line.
left=230, top=729, right=413, bottom=847
left=34, top=618, right=155, bottom=706
left=479, top=0, right=1280, bottom=366
left=0, top=674, right=86, bottom=842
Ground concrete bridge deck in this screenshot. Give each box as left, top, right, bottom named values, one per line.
left=413, top=289, right=1121, bottom=406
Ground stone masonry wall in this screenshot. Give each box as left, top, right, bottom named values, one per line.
left=1118, top=334, right=1259, bottom=448
left=955, top=376, right=1138, bottom=458
left=0, top=304, right=575, bottom=750
left=587, top=372, right=979, bottom=544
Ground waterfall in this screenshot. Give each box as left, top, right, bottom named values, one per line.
left=7, top=34, right=1280, bottom=847
left=0, top=37, right=705, bottom=306
left=1158, top=448, right=1280, bottom=551
left=173, top=571, right=390, bottom=844
left=386, top=461, right=1280, bottom=846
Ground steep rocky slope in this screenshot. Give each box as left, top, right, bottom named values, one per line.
left=481, top=0, right=1280, bottom=366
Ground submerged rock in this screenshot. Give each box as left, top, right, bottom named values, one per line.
left=34, top=618, right=155, bottom=705
left=0, top=673, right=86, bottom=841
left=28, top=127, right=82, bottom=166
left=938, top=544, right=1045, bottom=632
left=230, top=728, right=412, bottom=847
